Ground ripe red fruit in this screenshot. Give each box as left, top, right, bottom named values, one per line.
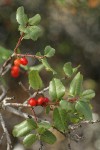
left=42, top=97, right=50, bottom=107
left=14, top=58, right=21, bottom=66
left=28, top=98, right=37, bottom=106
left=11, top=66, right=20, bottom=78
left=37, top=97, right=45, bottom=105
left=20, top=57, right=28, bottom=66
left=44, top=97, right=49, bottom=103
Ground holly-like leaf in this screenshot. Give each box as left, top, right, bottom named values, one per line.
left=23, top=134, right=38, bottom=147
left=81, top=89, right=95, bottom=100
left=18, top=25, right=26, bottom=32
left=63, top=62, right=73, bottom=77
left=69, top=72, right=83, bottom=96
left=28, top=70, right=43, bottom=90
left=12, top=119, right=37, bottom=137
left=49, top=78, right=65, bottom=101
left=40, top=130, right=57, bottom=144
left=41, top=58, right=56, bottom=74
left=0, top=46, right=12, bottom=63
left=60, top=100, right=75, bottom=112
left=28, top=14, right=41, bottom=25
left=38, top=121, right=51, bottom=129
left=53, top=108, right=67, bottom=132
left=44, top=46, right=55, bottom=58
left=16, top=6, right=28, bottom=25
left=23, top=26, right=42, bottom=41
left=75, top=101, right=92, bottom=120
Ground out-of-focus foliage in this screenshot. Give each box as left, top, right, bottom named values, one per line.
left=0, top=1, right=100, bottom=149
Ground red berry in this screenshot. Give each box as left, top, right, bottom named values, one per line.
left=37, top=97, right=45, bottom=105
left=11, top=66, right=20, bottom=78
left=14, top=58, right=21, bottom=66
left=44, top=97, right=49, bottom=103
left=28, top=98, right=37, bottom=106
left=20, top=57, right=28, bottom=66
left=42, top=97, right=50, bottom=107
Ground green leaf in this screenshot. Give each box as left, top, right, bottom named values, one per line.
left=41, top=58, right=56, bottom=74
left=30, top=64, right=44, bottom=72
left=75, top=101, right=92, bottom=120
left=18, top=25, right=26, bottom=32
left=24, top=26, right=42, bottom=41
left=73, top=65, right=80, bottom=74
left=60, top=100, right=75, bottom=112
left=53, top=108, right=67, bottom=132
left=40, top=130, right=57, bottom=144
left=81, top=89, right=95, bottom=100
left=63, top=62, right=73, bottom=77
left=49, top=78, right=65, bottom=101
left=37, top=127, right=46, bottom=134
left=36, top=52, right=42, bottom=56
left=12, top=119, right=37, bottom=137
left=38, top=121, right=51, bottom=129
left=46, top=105, right=50, bottom=114
left=28, top=70, right=43, bottom=90
left=0, top=46, right=12, bottom=63
left=44, top=46, right=55, bottom=58
left=28, top=14, right=41, bottom=25
left=16, top=6, right=28, bottom=25
left=23, top=134, right=38, bottom=147
left=69, top=72, right=83, bottom=96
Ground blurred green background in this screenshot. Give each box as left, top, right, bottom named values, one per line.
left=0, top=0, right=100, bottom=150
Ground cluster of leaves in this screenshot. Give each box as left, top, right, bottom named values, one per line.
left=1, top=6, right=95, bottom=147
left=13, top=60, right=95, bottom=146
left=16, top=6, right=42, bottom=41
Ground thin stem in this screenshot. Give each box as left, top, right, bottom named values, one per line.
left=0, top=86, right=8, bottom=102
left=14, top=33, right=24, bottom=53
left=0, top=132, right=5, bottom=144
left=3, top=102, right=31, bottom=108
left=15, top=53, right=45, bottom=59
left=0, top=113, right=12, bottom=150
left=1, top=33, right=24, bottom=76
left=30, top=107, right=38, bottom=125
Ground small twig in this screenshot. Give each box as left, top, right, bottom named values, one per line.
left=69, top=120, right=100, bottom=131
left=0, top=132, right=5, bottom=144
left=69, top=132, right=83, bottom=143
left=38, top=87, right=49, bottom=94
left=0, top=113, right=12, bottom=150
left=1, top=33, right=24, bottom=76
left=0, top=64, right=11, bottom=76
left=0, top=86, right=8, bottom=102
left=0, top=53, right=14, bottom=76
left=19, top=81, right=30, bottom=94
left=14, top=33, right=24, bottom=53
left=15, top=53, right=45, bottom=59
left=3, top=102, right=31, bottom=108
left=30, top=107, right=38, bottom=124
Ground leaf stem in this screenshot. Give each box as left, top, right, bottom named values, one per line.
left=14, top=32, right=24, bottom=53
left=30, top=107, right=38, bottom=125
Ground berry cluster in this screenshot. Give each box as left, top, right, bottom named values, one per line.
left=28, top=96, right=50, bottom=107
left=11, top=57, right=28, bottom=78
